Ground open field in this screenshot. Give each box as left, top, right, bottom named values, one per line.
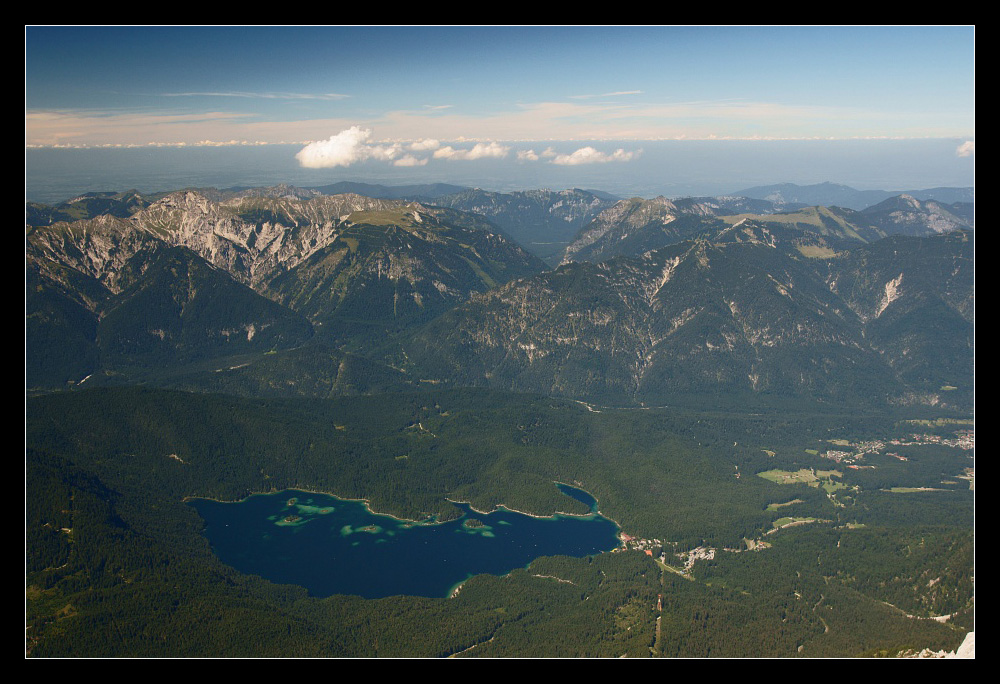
left=796, top=245, right=839, bottom=259
left=758, top=468, right=847, bottom=493
left=771, top=516, right=821, bottom=531
left=766, top=499, right=805, bottom=511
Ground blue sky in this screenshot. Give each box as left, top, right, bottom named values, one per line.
left=26, top=27, right=974, bottom=151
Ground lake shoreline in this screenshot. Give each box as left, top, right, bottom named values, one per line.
left=189, top=486, right=622, bottom=600
left=186, top=481, right=618, bottom=531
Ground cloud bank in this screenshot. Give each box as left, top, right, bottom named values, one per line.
left=549, top=147, right=641, bottom=165
left=956, top=140, right=975, bottom=157
left=294, top=128, right=642, bottom=169
left=433, top=142, right=510, bottom=161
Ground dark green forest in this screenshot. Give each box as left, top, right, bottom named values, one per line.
left=25, top=189, right=973, bottom=657
left=26, top=387, right=972, bottom=657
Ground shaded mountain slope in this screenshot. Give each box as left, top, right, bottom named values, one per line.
left=404, top=226, right=973, bottom=408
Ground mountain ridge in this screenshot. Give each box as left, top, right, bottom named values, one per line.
left=403, top=228, right=973, bottom=409
left=26, top=190, right=546, bottom=388
left=731, top=181, right=974, bottom=211
left=26, top=184, right=973, bottom=410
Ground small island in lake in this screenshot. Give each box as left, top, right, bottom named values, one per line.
left=189, top=486, right=620, bottom=599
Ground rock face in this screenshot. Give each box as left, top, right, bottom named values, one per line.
left=954, top=631, right=976, bottom=658
left=27, top=214, right=164, bottom=293
left=860, top=195, right=974, bottom=236
left=26, top=191, right=546, bottom=387
left=904, top=631, right=974, bottom=658
left=128, top=191, right=406, bottom=287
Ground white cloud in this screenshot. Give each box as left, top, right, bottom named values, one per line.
left=294, top=129, right=515, bottom=168
left=408, top=138, right=440, bottom=151
left=393, top=154, right=428, bottom=167
left=296, top=126, right=375, bottom=167
left=295, top=127, right=407, bottom=168
left=550, top=146, right=640, bottom=165
left=517, top=149, right=539, bottom=161
left=433, top=142, right=510, bottom=161
left=956, top=140, right=975, bottom=157
left=367, top=143, right=404, bottom=161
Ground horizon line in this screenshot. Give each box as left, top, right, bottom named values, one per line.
left=26, top=135, right=976, bottom=150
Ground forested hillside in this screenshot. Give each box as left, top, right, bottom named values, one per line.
left=26, top=184, right=974, bottom=658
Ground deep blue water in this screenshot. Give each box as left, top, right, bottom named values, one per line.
left=189, top=486, right=620, bottom=599
left=555, top=482, right=599, bottom=512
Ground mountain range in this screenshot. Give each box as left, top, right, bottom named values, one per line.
left=26, top=183, right=974, bottom=411
left=26, top=190, right=545, bottom=389
left=24, top=180, right=976, bottom=658
left=406, top=225, right=972, bottom=408
left=730, top=181, right=975, bottom=210
left=561, top=194, right=972, bottom=265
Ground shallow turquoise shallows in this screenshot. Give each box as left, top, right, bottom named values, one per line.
left=189, top=484, right=620, bottom=599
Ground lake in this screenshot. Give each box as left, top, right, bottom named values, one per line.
left=189, top=484, right=620, bottom=599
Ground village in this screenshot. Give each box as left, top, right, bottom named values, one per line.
left=618, top=531, right=773, bottom=579
left=820, top=429, right=974, bottom=469
left=607, top=425, right=976, bottom=594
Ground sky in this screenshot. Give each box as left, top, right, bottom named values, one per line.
left=24, top=27, right=974, bottom=198
left=26, top=27, right=974, bottom=149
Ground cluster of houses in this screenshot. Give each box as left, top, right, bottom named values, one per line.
left=821, top=438, right=887, bottom=465
left=822, top=449, right=855, bottom=464
left=821, top=429, right=974, bottom=466
left=618, top=532, right=662, bottom=557
left=889, top=430, right=974, bottom=450
left=676, top=546, right=716, bottom=573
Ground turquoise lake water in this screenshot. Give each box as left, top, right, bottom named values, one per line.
left=189, top=484, right=620, bottom=599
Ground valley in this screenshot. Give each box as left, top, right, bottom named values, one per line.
left=25, top=181, right=974, bottom=657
